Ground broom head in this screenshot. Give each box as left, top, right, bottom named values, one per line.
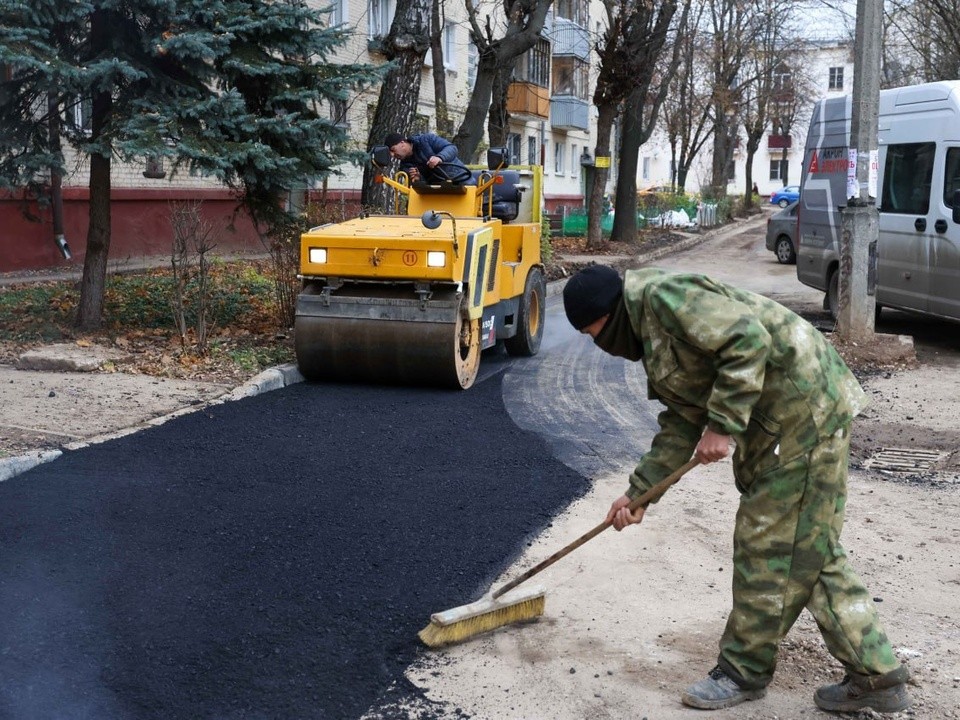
left=418, top=584, right=546, bottom=648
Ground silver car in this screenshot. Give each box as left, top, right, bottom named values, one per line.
left=765, top=201, right=798, bottom=264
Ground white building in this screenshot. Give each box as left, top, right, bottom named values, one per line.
left=636, top=40, right=856, bottom=198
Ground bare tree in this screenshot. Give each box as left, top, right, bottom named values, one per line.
left=886, top=0, right=960, bottom=83
left=706, top=0, right=757, bottom=198
left=362, top=0, right=432, bottom=206
left=662, top=6, right=714, bottom=193
left=587, top=0, right=691, bottom=248
left=738, top=0, right=804, bottom=211
left=430, top=0, right=454, bottom=136
left=453, top=0, right=553, bottom=160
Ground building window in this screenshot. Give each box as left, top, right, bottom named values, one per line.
left=329, top=98, right=349, bottom=128
left=769, top=159, right=786, bottom=181
left=467, top=42, right=478, bottom=89
left=329, top=0, right=346, bottom=26
left=368, top=0, right=394, bottom=39
left=516, top=39, right=550, bottom=88
left=443, top=22, right=456, bottom=68
left=507, top=133, right=521, bottom=165
left=527, top=135, right=538, bottom=165
left=554, top=142, right=565, bottom=175
left=642, top=156, right=651, bottom=180
left=552, top=57, right=589, bottom=99
left=411, top=113, right=430, bottom=135
left=571, top=144, right=579, bottom=176
left=65, top=96, right=92, bottom=134
left=554, top=0, right=588, bottom=26
left=426, top=22, right=457, bottom=69
left=828, top=66, right=844, bottom=90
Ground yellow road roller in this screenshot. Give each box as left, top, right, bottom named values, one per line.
left=294, top=148, right=546, bottom=389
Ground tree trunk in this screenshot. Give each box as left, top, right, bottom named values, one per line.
left=361, top=0, right=431, bottom=207
left=743, top=148, right=756, bottom=211
left=487, top=64, right=514, bottom=149
left=76, top=110, right=112, bottom=329
left=586, top=104, right=618, bottom=250
left=430, top=0, right=452, bottom=137
left=453, top=50, right=500, bottom=158
left=611, top=91, right=645, bottom=244
left=76, top=10, right=113, bottom=330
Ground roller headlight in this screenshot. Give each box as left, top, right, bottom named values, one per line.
left=308, top=247, right=327, bottom=264
left=426, top=251, right=446, bottom=268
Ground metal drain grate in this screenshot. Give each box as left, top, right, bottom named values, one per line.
left=863, top=447, right=948, bottom=474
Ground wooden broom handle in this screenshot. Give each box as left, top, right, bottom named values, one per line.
left=492, top=457, right=700, bottom=600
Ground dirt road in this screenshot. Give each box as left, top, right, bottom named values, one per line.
left=381, top=216, right=960, bottom=719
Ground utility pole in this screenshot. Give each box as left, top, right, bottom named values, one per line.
left=838, top=0, right=882, bottom=341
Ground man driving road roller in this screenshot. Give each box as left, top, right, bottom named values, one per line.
left=384, top=131, right=472, bottom=185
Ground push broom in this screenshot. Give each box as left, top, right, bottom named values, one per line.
left=419, top=457, right=700, bottom=648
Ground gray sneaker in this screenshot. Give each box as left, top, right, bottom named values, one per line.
left=680, top=666, right=767, bottom=710
left=815, top=670, right=913, bottom=714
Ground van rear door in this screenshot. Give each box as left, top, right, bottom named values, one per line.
left=797, top=98, right=848, bottom=292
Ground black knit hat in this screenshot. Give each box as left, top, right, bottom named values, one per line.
left=563, top=265, right=623, bottom=330
left=383, top=132, right=405, bottom=149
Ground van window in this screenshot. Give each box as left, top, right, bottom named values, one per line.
left=944, top=147, right=960, bottom=208
left=881, top=142, right=935, bottom=215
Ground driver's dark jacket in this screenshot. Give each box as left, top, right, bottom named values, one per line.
left=401, top=133, right=471, bottom=183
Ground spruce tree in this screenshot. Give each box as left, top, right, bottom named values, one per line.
left=0, top=0, right=379, bottom=329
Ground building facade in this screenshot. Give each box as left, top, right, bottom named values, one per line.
left=2, top=1, right=858, bottom=272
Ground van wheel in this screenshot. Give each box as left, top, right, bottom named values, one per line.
left=826, top=268, right=840, bottom=320
left=775, top=236, right=796, bottom=264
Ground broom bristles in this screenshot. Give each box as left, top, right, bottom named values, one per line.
left=418, top=586, right=546, bottom=648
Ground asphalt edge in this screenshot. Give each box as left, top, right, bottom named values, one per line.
left=0, top=363, right=305, bottom=483
left=1, top=215, right=758, bottom=482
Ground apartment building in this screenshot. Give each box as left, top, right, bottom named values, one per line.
left=321, top=0, right=602, bottom=213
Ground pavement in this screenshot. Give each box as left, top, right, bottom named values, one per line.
left=0, top=348, right=305, bottom=482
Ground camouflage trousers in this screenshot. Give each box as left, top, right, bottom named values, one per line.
left=717, top=425, right=902, bottom=689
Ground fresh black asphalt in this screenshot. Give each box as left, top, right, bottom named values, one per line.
left=0, top=375, right=591, bottom=719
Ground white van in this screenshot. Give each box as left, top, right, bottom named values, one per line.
left=796, top=81, right=960, bottom=322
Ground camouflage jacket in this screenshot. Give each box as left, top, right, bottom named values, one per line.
left=609, top=269, right=869, bottom=498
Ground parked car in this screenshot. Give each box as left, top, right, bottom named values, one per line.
left=769, top=185, right=800, bottom=207
left=765, top=201, right=798, bottom=264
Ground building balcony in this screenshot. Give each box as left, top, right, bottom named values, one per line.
left=547, top=17, right=590, bottom=60
left=550, top=96, right=589, bottom=131
left=768, top=134, right=793, bottom=150
left=507, top=82, right=550, bottom=119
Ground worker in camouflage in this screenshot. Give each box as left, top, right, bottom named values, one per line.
left=562, top=265, right=912, bottom=714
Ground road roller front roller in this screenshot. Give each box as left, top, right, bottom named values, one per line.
left=294, top=147, right=546, bottom=389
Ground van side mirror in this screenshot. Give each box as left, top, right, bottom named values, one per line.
left=371, top=145, right=392, bottom=170
left=487, top=148, right=509, bottom=171
left=953, top=189, right=960, bottom=224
